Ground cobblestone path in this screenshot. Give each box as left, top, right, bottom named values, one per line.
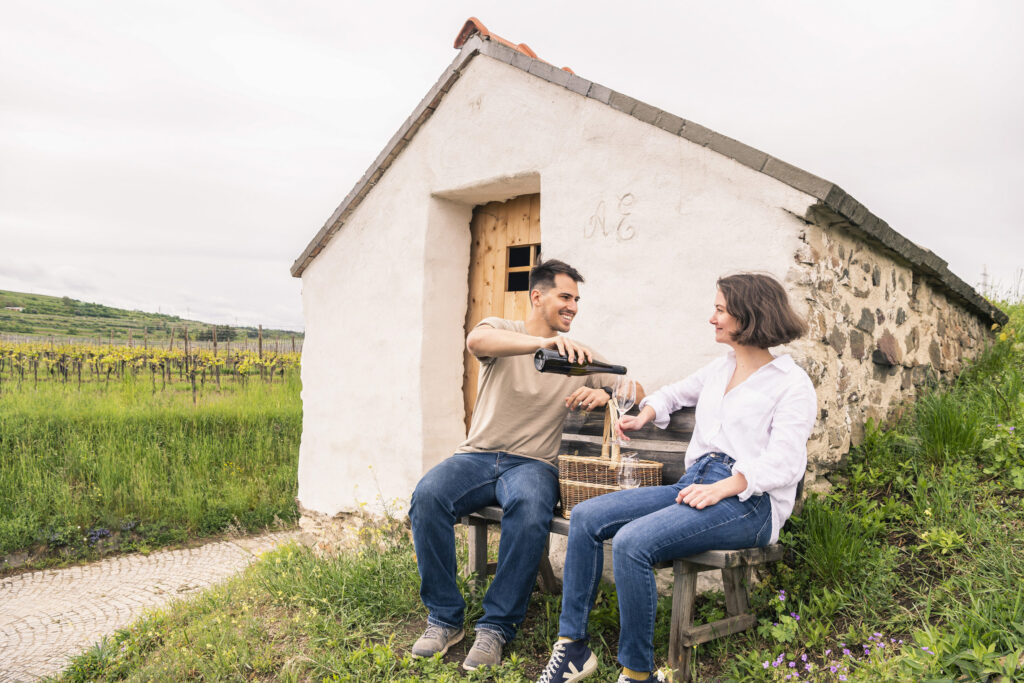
left=0, top=530, right=301, bottom=682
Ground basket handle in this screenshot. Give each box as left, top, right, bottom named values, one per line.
left=601, top=405, right=610, bottom=459
left=600, top=401, right=622, bottom=463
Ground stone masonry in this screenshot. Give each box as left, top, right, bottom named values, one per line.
left=785, top=207, right=995, bottom=490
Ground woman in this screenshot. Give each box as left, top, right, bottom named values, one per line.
left=537, top=273, right=817, bottom=683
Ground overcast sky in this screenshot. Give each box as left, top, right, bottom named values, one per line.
left=2, top=1, right=1021, bottom=331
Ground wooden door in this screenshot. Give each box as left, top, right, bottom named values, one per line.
left=463, top=193, right=541, bottom=429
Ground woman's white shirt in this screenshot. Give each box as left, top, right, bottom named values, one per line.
left=638, top=352, right=817, bottom=543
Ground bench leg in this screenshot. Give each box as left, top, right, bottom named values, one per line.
left=464, top=516, right=489, bottom=590
left=668, top=560, right=699, bottom=682
left=721, top=566, right=751, bottom=617
left=536, top=535, right=561, bottom=593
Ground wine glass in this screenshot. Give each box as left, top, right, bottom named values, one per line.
left=615, top=376, right=636, bottom=417
left=614, top=376, right=636, bottom=444
left=564, top=405, right=587, bottom=433
left=617, top=451, right=640, bottom=489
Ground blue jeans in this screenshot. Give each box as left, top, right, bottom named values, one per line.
left=410, top=452, right=559, bottom=642
left=558, top=453, right=772, bottom=671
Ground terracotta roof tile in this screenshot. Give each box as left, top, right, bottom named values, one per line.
left=454, top=17, right=573, bottom=74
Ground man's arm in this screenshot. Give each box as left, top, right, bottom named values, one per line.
left=466, top=326, right=593, bottom=363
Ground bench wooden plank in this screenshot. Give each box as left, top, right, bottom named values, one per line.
left=564, top=406, right=695, bottom=441
left=679, top=613, right=758, bottom=647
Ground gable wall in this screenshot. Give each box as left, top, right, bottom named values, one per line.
left=298, top=55, right=835, bottom=519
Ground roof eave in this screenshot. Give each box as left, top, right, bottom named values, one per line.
left=290, top=35, right=1006, bottom=326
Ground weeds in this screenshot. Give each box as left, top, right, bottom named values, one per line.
left=0, top=373, right=301, bottom=570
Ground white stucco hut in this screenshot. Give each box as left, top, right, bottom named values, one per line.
left=291, top=19, right=1005, bottom=528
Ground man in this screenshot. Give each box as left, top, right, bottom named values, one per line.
left=409, top=259, right=621, bottom=671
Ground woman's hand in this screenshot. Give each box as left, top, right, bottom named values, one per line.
left=616, top=405, right=655, bottom=440
left=676, top=472, right=748, bottom=509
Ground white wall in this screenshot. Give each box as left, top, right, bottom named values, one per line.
left=298, top=55, right=817, bottom=516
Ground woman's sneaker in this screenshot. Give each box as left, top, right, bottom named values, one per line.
left=410, top=623, right=464, bottom=658
left=536, top=640, right=598, bottom=682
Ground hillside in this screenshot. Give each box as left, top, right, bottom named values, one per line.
left=0, top=289, right=302, bottom=344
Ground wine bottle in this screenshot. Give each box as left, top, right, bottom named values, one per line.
left=533, top=348, right=627, bottom=376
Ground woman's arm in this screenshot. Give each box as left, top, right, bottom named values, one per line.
left=634, top=357, right=724, bottom=429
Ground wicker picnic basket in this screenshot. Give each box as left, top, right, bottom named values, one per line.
left=558, top=404, right=662, bottom=519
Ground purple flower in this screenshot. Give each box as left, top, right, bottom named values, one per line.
left=804, top=663, right=812, bottom=671
left=1010, top=426, right=1016, bottom=432
left=824, top=649, right=831, bottom=656
left=763, top=661, right=770, bottom=669
left=801, top=654, right=808, bottom=662
left=790, top=612, right=801, bottom=621
left=873, top=632, right=882, bottom=638
left=830, top=666, right=838, bottom=673
left=842, top=648, right=851, bottom=656
left=839, top=676, right=847, bottom=682
left=789, top=661, right=796, bottom=668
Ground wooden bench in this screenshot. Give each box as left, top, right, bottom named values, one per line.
left=462, top=408, right=794, bottom=682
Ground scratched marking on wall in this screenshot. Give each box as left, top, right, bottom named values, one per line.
left=584, top=194, right=637, bottom=241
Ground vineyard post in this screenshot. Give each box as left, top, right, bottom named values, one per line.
left=291, top=335, right=295, bottom=353
left=128, top=330, right=133, bottom=347
left=213, top=325, right=218, bottom=357
left=167, top=327, right=175, bottom=352
left=184, top=326, right=190, bottom=376
left=144, top=326, right=148, bottom=350
left=109, top=330, right=112, bottom=348
left=258, top=325, right=263, bottom=359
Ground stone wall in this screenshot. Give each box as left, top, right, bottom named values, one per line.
left=785, top=211, right=993, bottom=490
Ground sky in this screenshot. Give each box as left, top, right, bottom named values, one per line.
left=2, top=1, right=1022, bottom=331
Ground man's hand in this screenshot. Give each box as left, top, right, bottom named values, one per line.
left=676, top=473, right=748, bottom=509
left=565, top=386, right=609, bottom=411
left=542, top=335, right=593, bottom=364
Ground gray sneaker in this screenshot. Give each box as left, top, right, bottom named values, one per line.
left=410, top=623, right=464, bottom=658
left=462, top=628, right=505, bottom=670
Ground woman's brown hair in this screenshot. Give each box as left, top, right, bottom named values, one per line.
left=716, top=273, right=808, bottom=348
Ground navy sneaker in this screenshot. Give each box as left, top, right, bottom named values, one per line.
left=536, top=640, right=598, bottom=682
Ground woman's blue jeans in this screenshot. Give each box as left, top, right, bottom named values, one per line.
left=558, top=453, right=772, bottom=671
left=410, top=452, right=559, bottom=642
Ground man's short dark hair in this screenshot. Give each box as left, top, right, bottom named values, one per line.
left=529, top=259, right=584, bottom=293
left=716, top=273, right=808, bottom=348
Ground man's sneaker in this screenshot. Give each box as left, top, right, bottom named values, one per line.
left=410, top=623, right=464, bottom=658
left=462, top=628, right=505, bottom=670
left=615, top=671, right=666, bottom=683
left=537, top=640, right=598, bottom=682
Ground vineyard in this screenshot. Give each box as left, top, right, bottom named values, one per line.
left=0, top=339, right=301, bottom=400
left=0, top=338, right=303, bottom=571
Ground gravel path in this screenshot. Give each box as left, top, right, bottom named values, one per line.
left=0, top=530, right=301, bottom=682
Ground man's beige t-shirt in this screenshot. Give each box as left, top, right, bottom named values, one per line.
left=455, top=317, right=618, bottom=465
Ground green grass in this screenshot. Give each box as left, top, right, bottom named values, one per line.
left=0, top=372, right=302, bottom=570
left=50, top=301, right=1024, bottom=681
